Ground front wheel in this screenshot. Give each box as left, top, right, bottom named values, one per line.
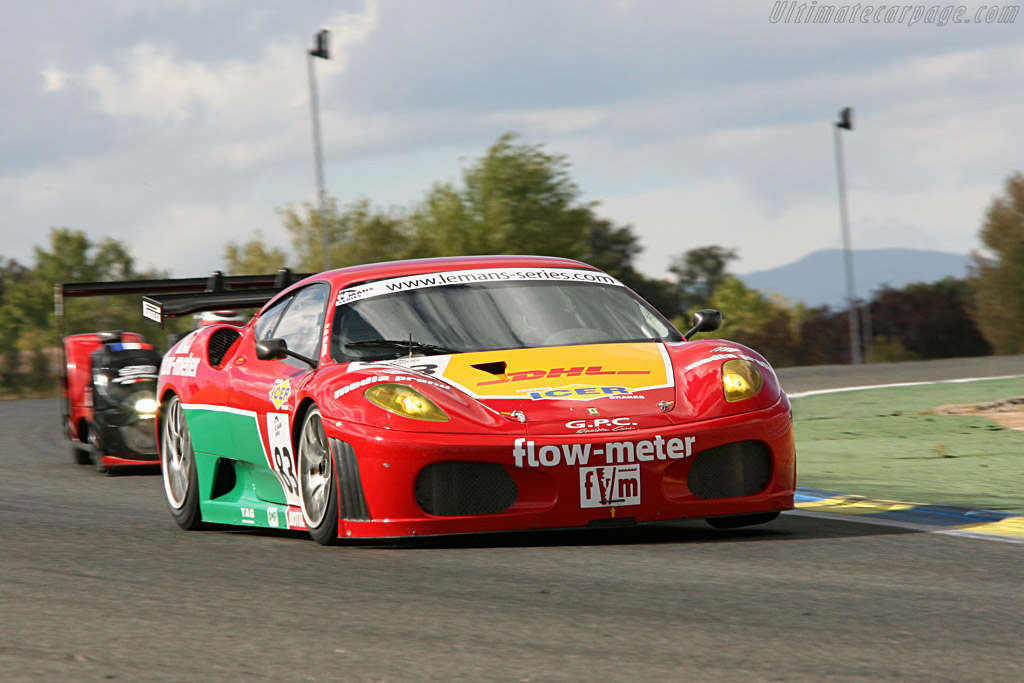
left=298, top=407, right=339, bottom=545
left=706, top=511, right=780, bottom=529
left=160, top=396, right=204, bottom=530
left=88, top=423, right=109, bottom=475
left=71, top=440, right=92, bottom=466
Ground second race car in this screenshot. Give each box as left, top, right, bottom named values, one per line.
left=62, top=331, right=161, bottom=472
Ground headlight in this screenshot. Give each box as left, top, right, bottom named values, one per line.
left=134, top=397, right=159, bottom=416
left=722, top=359, right=763, bottom=402
left=364, top=383, right=449, bottom=422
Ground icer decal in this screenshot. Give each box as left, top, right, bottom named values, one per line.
left=269, top=378, right=291, bottom=410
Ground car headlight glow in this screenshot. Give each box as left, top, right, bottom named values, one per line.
left=722, top=359, right=763, bottom=402
left=134, top=397, right=159, bottom=415
left=364, top=383, right=449, bottom=422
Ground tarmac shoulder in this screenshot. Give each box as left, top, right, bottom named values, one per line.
left=794, top=487, right=1024, bottom=543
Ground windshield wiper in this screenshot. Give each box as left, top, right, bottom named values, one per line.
left=343, top=339, right=458, bottom=356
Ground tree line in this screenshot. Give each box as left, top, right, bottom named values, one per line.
left=2, top=134, right=1021, bottom=397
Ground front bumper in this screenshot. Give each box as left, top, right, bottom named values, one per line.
left=93, top=409, right=159, bottom=466
left=325, top=397, right=795, bottom=538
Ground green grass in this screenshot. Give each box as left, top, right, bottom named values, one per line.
left=792, top=377, right=1024, bottom=513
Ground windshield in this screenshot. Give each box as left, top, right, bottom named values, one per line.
left=94, top=350, right=160, bottom=402
left=331, top=277, right=680, bottom=363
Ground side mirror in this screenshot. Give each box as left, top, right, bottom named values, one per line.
left=683, top=309, right=723, bottom=340
left=256, top=337, right=317, bottom=368
left=256, top=338, right=288, bottom=361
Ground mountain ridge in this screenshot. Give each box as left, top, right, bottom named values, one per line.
left=737, top=248, right=971, bottom=308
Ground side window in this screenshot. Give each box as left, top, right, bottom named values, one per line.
left=273, top=284, right=330, bottom=362
left=254, top=297, right=292, bottom=341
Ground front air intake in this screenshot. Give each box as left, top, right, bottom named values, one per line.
left=688, top=441, right=772, bottom=499
left=416, top=462, right=518, bottom=516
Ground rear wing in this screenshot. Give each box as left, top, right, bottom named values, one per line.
left=53, top=268, right=306, bottom=432
left=138, top=269, right=312, bottom=327
left=54, top=268, right=312, bottom=333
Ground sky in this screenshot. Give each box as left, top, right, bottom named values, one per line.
left=3, top=0, right=1023, bottom=281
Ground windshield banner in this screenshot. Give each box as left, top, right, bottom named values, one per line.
left=335, top=267, right=623, bottom=306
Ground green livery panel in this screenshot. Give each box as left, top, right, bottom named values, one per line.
left=183, top=406, right=290, bottom=528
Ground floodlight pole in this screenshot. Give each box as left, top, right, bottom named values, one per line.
left=833, top=107, right=863, bottom=365
left=307, top=29, right=331, bottom=272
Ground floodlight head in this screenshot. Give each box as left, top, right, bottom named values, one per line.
left=310, top=29, right=330, bottom=59
left=837, top=107, right=853, bottom=131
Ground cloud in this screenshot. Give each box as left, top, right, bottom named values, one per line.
left=4, top=0, right=1024, bottom=286
left=40, top=68, right=68, bottom=93
left=73, top=3, right=378, bottom=127
left=480, top=107, right=610, bottom=136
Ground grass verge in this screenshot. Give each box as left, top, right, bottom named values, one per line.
left=792, top=377, right=1024, bottom=513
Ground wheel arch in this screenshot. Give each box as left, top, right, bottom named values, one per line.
left=292, top=396, right=318, bottom=453
left=156, top=388, right=178, bottom=444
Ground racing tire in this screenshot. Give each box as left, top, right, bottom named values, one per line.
left=160, top=395, right=204, bottom=530
left=705, top=511, right=780, bottom=529
left=71, top=441, right=92, bottom=466
left=88, top=423, right=109, bottom=475
left=297, top=407, right=340, bottom=545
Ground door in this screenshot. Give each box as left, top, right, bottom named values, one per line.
left=226, top=283, right=332, bottom=506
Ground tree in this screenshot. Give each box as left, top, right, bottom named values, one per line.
left=585, top=218, right=643, bottom=276
left=971, top=172, right=1024, bottom=354
left=669, top=246, right=738, bottom=311
left=0, top=229, right=172, bottom=395
left=223, top=231, right=288, bottom=275
left=706, top=276, right=798, bottom=367
left=332, top=198, right=422, bottom=267
left=278, top=196, right=421, bottom=272
left=869, top=278, right=990, bottom=360
left=0, top=258, right=31, bottom=392
left=792, top=306, right=850, bottom=365
left=584, top=218, right=679, bottom=316
left=411, top=133, right=593, bottom=259
left=0, top=257, right=29, bottom=305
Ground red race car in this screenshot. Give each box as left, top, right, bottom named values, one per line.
left=146, top=256, right=795, bottom=543
left=55, top=273, right=310, bottom=474
left=61, top=331, right=161, bottom=472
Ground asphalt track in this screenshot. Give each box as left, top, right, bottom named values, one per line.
left=3, top=357, right=1023, bottom=682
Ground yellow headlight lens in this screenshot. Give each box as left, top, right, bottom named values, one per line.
left=722, top=359, right=763, bottom=402
left=364, top=383, right=449, bottom=422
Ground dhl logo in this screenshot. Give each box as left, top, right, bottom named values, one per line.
left=440, top=343, right=673, bottom=400
left=477, top=366, right=650, bottom=386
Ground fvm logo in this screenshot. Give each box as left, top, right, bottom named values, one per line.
left=580, top=465, right=640, bottom=508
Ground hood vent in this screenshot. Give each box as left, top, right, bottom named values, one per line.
left=471, top=361, right=507, bottom=377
